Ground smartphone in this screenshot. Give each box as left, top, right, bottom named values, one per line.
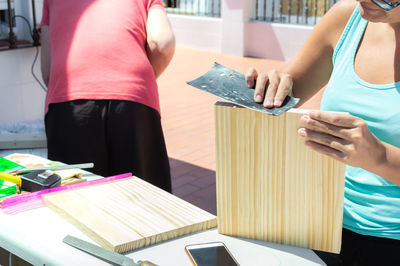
left=185, top=241, right=239, bottom=266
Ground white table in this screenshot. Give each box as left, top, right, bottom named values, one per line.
left=0, top=152, right=326, bottom=265
left=0, top=203, right=326, bottom=266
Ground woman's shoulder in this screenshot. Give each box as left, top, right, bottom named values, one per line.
left=330, top=0, right=358, bottom=19
left=316, top=0, right=358, bottom=48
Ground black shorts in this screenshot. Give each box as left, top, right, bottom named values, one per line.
left=314, top=228, right=400, bottom=266
left=45, top=100, right=171, bottom=192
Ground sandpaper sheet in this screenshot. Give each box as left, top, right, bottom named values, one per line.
left=187, top=62, right=299, bottom=116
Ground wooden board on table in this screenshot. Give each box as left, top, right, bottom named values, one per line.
left=215, top=102, right=345, bottom=253
left=43, top=177, right=217, bottom=253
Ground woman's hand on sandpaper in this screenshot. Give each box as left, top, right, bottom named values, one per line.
left=245, top=67, right=293, bottom=108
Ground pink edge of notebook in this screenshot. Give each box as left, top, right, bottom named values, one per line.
left=1, top=172, right=133, bottom=215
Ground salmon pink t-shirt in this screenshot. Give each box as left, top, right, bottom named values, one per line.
left=40, top=0, right=164, bottom=114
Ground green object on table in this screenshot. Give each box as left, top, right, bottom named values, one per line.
left=0, top=157, right=24, bottom=198
left=0, top=186, right=18, bottom=198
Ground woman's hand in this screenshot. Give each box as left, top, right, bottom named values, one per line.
left=297, top=110, right=387, bottom=170
left=245, top=68, right=293, bottom=108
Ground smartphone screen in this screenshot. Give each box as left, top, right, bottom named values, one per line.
left=185, top=242, right=239, bottom=266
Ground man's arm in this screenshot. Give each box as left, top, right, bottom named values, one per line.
left=40, top=25, right=51, bottom=87
left=146, top=7, right=175, bottom=79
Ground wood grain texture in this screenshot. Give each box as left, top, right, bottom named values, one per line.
left=215, top=102, right=345, bottom=253
left=43, top=177, right=216, bottom=253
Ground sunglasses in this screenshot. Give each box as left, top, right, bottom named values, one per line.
left=371, top=0, right=400, bottom=10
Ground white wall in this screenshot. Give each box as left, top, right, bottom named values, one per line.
left=168, top=15, right=222, bottom=52
left=0, top=47, right=46, bottom=122
left=168, top=0, right=313, bottom=61
left=244, top=22, right=312, bottom=61
left=0, top=0, right=45, bottom=123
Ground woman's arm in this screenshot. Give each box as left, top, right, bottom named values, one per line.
left=246, top=0, right=357, bottom=107
left=146, top=7, right=175, bottom=79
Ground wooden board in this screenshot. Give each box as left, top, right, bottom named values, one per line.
left=43, top=177, right=217, bottom=253
left=215, top=102, right=345, bottom=253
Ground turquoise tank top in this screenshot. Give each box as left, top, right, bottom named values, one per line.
left=321, top=5, right=400, bottom=240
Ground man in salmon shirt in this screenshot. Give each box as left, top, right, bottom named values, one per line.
left=40, top=0, right=175, bottom=192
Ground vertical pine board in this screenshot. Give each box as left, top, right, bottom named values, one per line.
left=215, top=102, right=345, bottom=253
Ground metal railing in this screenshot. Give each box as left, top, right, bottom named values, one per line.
left=1, top=0, right=40, bottom=49
left=253, top=0, right=338, bottom=25
left=164, top=0, right=337, bottom=24
left=164, top=0, right=221, bottom=17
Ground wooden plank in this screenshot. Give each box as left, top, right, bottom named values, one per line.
left=215, top=102, right=345, bottom=253
left=43, top=177, right=217, bottom=253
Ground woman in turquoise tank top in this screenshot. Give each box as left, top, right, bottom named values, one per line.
left=246, top=0, right=400, bottom=265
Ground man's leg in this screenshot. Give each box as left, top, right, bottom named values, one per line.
left=45, top=100, right=110, bottom=176
left=107, top=100, right=172, bottom=192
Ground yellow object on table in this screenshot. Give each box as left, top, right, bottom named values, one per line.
left=0, top=154, right=87, bottom=205
left=0, top=171, right=22, bottom=186
left=5, top=153, right=87, bottom=185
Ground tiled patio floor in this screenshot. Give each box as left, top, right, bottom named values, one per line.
left=158, top=47, right=322, bottom=215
